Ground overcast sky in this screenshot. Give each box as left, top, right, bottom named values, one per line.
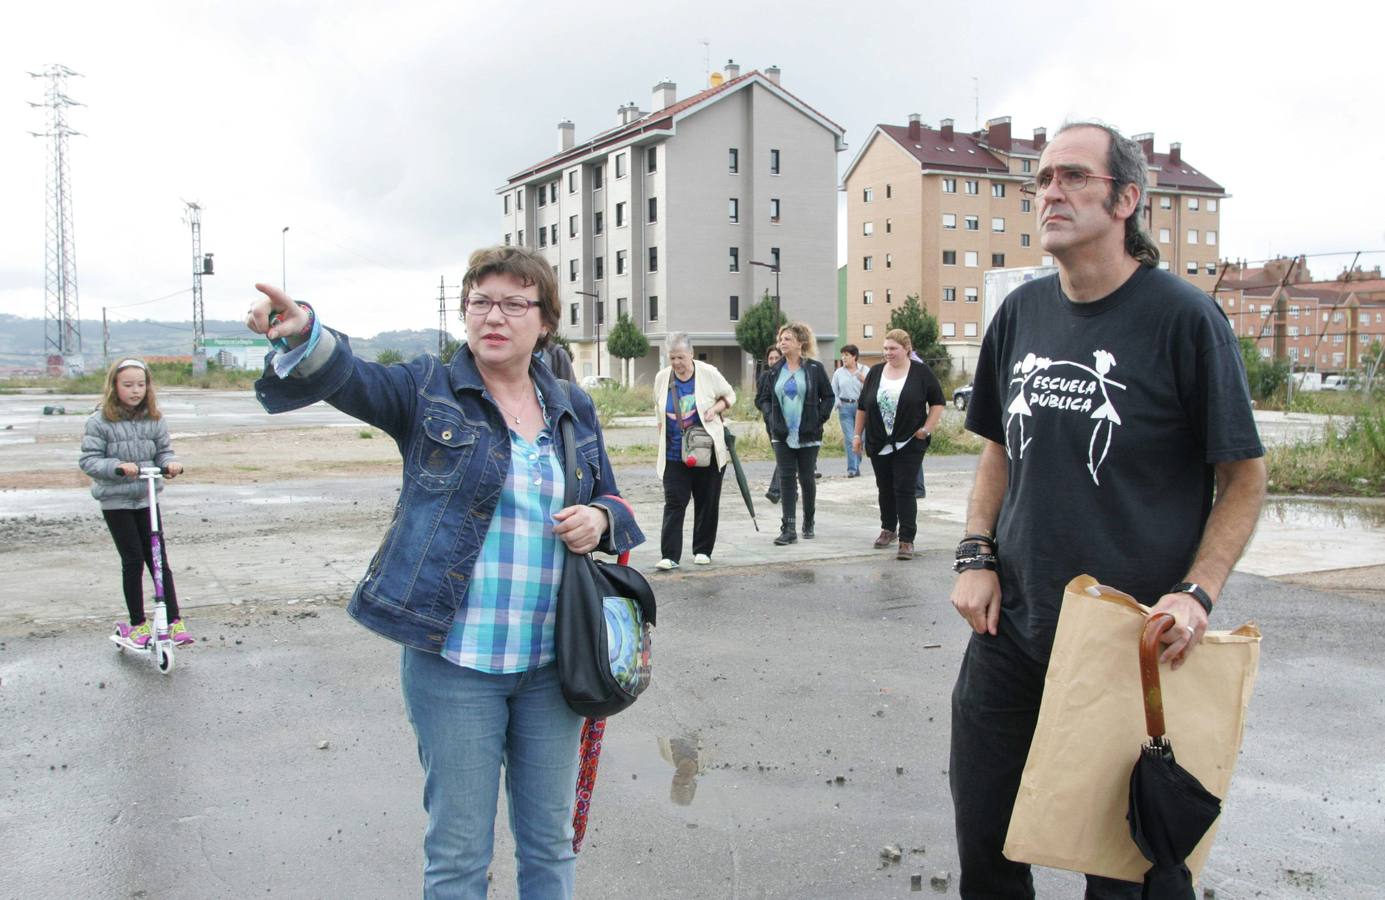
left=2, top=0, right=1380, bottom=347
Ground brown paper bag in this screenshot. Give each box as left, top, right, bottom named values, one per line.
left=1002, top=574, right=1261, bottom=882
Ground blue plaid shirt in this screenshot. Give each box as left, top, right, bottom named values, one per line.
left=442, top=403, right=566, bottom=674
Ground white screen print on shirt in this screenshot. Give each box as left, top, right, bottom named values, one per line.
left=1004, top=349, right=1124, bottom=486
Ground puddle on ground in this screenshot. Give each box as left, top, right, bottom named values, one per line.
left=622, top=735, right=713, bottom=806
left=1263, top=497, right=1385, bottom=530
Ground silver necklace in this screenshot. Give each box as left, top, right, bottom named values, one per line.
left=490, top=385, right=534, bottom=425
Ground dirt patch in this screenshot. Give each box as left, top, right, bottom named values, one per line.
left=1273, top=564, right=1385, bottom=604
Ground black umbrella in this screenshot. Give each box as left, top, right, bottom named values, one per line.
left=723, top=431, right=759, bottom=531
left=1129, top=613, right=1223, bottom=899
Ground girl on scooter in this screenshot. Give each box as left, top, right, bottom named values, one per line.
left=79, top=358, right=193, bottom=647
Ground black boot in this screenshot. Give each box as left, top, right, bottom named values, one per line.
left=774, top=518, right=797, bottom=545
left=801, top=519, right=815, bottom=539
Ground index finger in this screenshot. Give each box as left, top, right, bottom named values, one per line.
left=253, top=282, right=296, bottom=313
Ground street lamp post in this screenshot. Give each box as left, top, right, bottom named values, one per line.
left=574, top=289, right=602, bottom=376
left=281, top=226, right=290, bottom=291
left=749, top=259, right=781, bottom=317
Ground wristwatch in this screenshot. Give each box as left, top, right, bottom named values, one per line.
left=1169, top=582, right=1213, bottom=616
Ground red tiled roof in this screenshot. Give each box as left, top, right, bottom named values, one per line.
left=1148, top=152, right=1225, bottom=194
left=877, top=125, right=1009, bottom=174
left=504, top=70, right=843, bottom=185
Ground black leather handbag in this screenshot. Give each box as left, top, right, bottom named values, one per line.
left=556, top=415, right=656, bottom=719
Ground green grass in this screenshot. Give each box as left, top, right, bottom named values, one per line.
left=0, top=361, right=261, bottom=393
left=1266, top=407, right=1385, bottom=496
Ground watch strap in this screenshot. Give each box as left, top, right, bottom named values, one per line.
left=1169, top=581, right=1213, bottom=615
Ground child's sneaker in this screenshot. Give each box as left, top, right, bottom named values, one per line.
left=117, top=621, right=151, bottom=648
left=169, top=618, right=194, bottom=646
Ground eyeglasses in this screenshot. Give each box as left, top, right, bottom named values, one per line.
left=462, top=294, right=541, bottom=317
left=1020, top=169, right=1119, bottom=197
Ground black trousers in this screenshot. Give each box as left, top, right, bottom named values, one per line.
left=660, top=461, right=724, bottom=562
left=870, top=444, right=926, bottom=542
left=102, top=506, right=180, bottom=624
left=771, top=442, right=819, bottom=525
left=950, top=628, right=1140, bottom=899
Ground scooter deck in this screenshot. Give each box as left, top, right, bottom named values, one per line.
left=108, top=634, right=178, bottom=652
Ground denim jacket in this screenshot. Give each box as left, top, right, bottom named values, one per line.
left=255, top=328, right=644, bottom=652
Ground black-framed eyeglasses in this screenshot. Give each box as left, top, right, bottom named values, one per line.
left=462, top=294, right=541, bottom=317
left=1020, top=169, right=1119, bottom=197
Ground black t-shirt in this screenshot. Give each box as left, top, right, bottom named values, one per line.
left=965, top=265, right=1264, bottom=662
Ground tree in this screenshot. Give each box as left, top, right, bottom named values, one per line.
left=440, top=338, right=462, bottom=364
left=606, top=313, right=649, bottom=384
left=735, top=290, right=787, bottom=365
left=376, top=348, right=405, bottom=365
left=548, top=332, right=572, bottom=355
left=1238, top=337, right=1288, bottom=401
left=889, top=294, right=952, bottom=380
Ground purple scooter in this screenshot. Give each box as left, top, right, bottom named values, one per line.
left=109, top=467, right=177, bottom=674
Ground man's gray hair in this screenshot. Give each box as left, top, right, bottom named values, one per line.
left=665, top=332, right=694, bottom=355
left=1055, top=121, right=1161, bottom=267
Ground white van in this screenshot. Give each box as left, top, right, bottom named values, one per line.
left=1291, top=372, right=1323, bottom=392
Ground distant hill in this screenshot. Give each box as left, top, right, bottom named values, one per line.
left=0, top=314, right=457, bottom=368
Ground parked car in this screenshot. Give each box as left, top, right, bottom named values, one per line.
left=580, top=374, right=620, bottom=391
left=953, top=383, right=973, bottom=410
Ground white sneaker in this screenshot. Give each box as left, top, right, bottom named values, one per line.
left=693, top=553, right=712, bottom=565
left=655, top=558, right=679, bottom=571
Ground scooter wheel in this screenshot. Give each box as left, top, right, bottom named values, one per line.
left=158, top=647, right=174, bottom=674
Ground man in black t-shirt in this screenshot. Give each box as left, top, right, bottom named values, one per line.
left=947, top=123, right=1267, bottom=899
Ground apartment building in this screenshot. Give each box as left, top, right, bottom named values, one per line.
left=497, top=62, right=845, bottom=385
left=841, top=115, right=1227, bottom=369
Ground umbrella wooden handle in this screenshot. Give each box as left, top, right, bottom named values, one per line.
left=1140, top=613, right=1176, bottom=738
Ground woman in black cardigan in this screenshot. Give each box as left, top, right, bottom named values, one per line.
left=755, top=322, right=835, bottom=545
left=852, top=328, right=945, bottom=560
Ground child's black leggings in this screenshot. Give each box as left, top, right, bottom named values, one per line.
left=102, top=507, right=180, bottom=623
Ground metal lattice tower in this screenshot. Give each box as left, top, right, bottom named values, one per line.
left=28, top=64, right=85, bottom=376
left=185, top=201, right=205, bottom=352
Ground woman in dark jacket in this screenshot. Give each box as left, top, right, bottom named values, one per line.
left=852, top=328, right=945, bottom=561
left=755, top=321, right=835, bottom=545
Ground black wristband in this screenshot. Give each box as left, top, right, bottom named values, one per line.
left=953, top=554, right=999, bottom=573
left=1169, top=582, right=1213, bottom=616
left=961, top=532, right=995, bottom=548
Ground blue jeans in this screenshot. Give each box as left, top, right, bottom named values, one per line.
left=838, top=403, right=860, bottom=475
left=401, top=649, right=585, bottom=899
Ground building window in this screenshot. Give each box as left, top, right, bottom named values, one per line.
left=550, top=224, right=558, bottom=245
left=863, top=221, right=874, bottom=236
left=992, top=183, right=1006, bottom=198
left=1022, top=159, right=1032, bottom=173
left=885, top=218, right=892, bottom=233
left=1187, top=197, right=1199, bottom=211
left=941, top=322, right=956, bottom=337
left=886, top=289, right=893, bottom=303
left=616, top=153, right=627, bottom=179
left=646, top=146, right=657, bottom=174
left=770, top=198, right=781, bottom=223
left=593, top=211, right=604, bottom=235
left=570, top=303, right=579, bottom=325
left=943, top=178, right=957, bottom=193
left=594, top=256, right=604, bottom=279
left=616, top=202, right=626, bottom=227
left=770, top=247, right=780, bottom=269
left=991, top=253, right=1005, bottom=267
left=1288, top=325, right=1299, bottom=337
left=863, top=324, right=875, bottom=338
left=729, top=198, right=739, bottom=223
left=538, top=228, right=547, bottom=248
left=504, top=233, right=512, bottom=246
left=1159, top=228, right=1171, bottom=243
left=648, top=197, right=658, bottom=223
left=516, top=191, right=523, bottom=210
left=728, top=148, right=739, bottom=174
left=943, top=287, right=957, bottom=302
left=943, top=251, right=957, bottom=266
left=537, top=188, right=547, bottom=208
left=863, top=256, right=874, bottom=271
left=569, top=259, right=578, bottom=282
left=965, top=180, right=979, bottom=194
left=992, top=217, right=1005, bottom=232
left=965, top=216, right=979, bottom=231
left=863, top=188, right=874, bottom=203
left=729, top=295, right=739, bottom=320
left=1208, top=199, right=1218, bottom=212
left=550, top=182, right=558, bottom=203
left=1020, top=233, right=1030, bottom=247
left=592, top=167, right=603, bottom=190
left=1205, top=262, right=1216, bottom=276
left=648, top=247, right=658, bottom=272
left=504, top=195, right=510, bottom=214
left=1206, top=231, right=1217, bottom=246
left=885, top=253, right=893, bottom=268
left=568, top=171, right=577, bottom=193
left=616, top=297, right=627, bottom=319
left=1158, top=261, right=1170, bottom=270
left=729, top=247, right=739, bottom=272
left=518, top=228, right=525, bottom=244
left=646, top=295, right=658, bottom=321
left=965, top=287, right=978, bottom=303
left=616, top=250, right=627, bottom=275
left=964, top=322, right=978, bottom=337
left=1042, top=255, right=1053, bottom=265
left=770, top=148, right=780, bottom=174
left=1186, top=260, right=1197, bottom=275
left=1160, top=195, right=1171, bottom=209
left=943, top=214, right=957, bottom=230
left=1187, top=229, right=1198, bottom=244
left=964, top=251, right=978, bottom=267
left=569, top=215, right=579, bottom=238
left=1021, top=199, right=1031, bottom=213
left=863, top=290, right=874, bottom=304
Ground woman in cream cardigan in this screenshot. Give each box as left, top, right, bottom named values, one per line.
left=652, top=332, right=736, bottom=570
